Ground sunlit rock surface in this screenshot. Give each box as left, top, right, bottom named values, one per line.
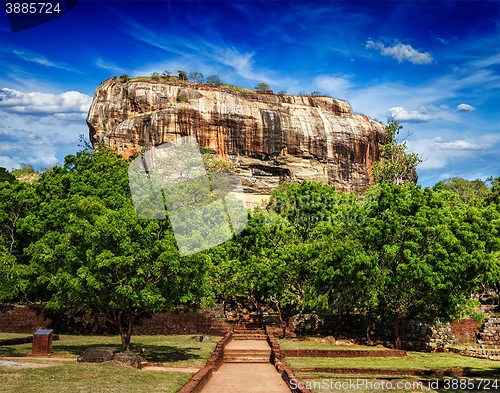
left=87, top=78, right=386, bottom=199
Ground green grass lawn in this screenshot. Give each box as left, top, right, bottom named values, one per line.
left=0, top=361, right=191, bottom=393
left=284, top=352, right=500, bottom=374
left=0, top=334, right=220, bottom=368
left=0, top=333, right=31, bottom=340
left=278, top=338, right=388, bottom=351
left=0, top=334, right=221, bottom=393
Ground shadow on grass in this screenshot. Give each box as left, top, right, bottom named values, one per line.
left=0, top=344, right=32, bottom=357
left=46, top=342, right=205, bottom=364
left=130, top=343, right=205, bottom=364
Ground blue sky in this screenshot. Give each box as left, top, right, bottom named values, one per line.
left=0, top=0, right=498, bottom=187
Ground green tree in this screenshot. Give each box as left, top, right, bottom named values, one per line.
left=0, top=167, right=16, bottom=184
left=162, top=69, right=172, bottom=77
left=151, top=72, right=161, bottom=80
left=371, top=120, right=422, bottom=185
left=434, top=177, right=489, bottom=206
left=119, top=74, right=130, bottom=82
left=255, top=82, right=271, bottom=93
left=187, top=72, right=204, bottom=83
left=206, top=74, right=222, bottom=85
left=21, top=149, right=214, bottom=351
left=0, top=180, right=34, bottom=257
left=178, top=70, right=188, bottom=81
left=358, top=184, right=499, bottom=349
left=0, top=245, right=20, bottom=303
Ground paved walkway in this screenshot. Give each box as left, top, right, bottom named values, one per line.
left=200, top=339, right=291, bottom=393
left=200, top=363, right=291, bottom=393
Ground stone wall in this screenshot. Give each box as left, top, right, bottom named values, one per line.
left=286, top=313, right=456, bottom=351
left=477, top=318, right=500, bottom=348
left=0, top=305, right=231, bottom=336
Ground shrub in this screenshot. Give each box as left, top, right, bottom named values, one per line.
left=206, top=74, right=222, bottom=85
left=255, top=82, right=271, bottom=93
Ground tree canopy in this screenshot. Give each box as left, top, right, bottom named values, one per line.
left=1, top=145, right=498, bottom=351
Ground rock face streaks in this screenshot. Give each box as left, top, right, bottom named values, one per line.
left=87, top=79, right=386, bottom=196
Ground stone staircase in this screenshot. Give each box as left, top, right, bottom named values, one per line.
left=223, top=328, right=271, bottom=363
left=233, top=328, right=267, bottom=340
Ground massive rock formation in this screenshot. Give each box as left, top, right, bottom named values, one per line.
left=87, top=78, right=386, bottom=202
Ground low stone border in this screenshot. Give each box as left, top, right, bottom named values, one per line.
left=282, top=349, right=407, bottom=358
left=176, top=331, right=233, bottom=393
left=293, top=367, right=500, bottom=377
left=463, top=348, right=500, bottom=361
left=267, top=332, right=312, bottom=393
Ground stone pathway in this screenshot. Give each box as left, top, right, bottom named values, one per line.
left=201, top=362, right=291, bottom=393
left=200, top=339, right=291, bottom=393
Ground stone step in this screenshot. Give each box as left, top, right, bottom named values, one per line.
left=233, top=328, right=266, bottom=335
left=224, top=353, right=271, bottom=363
left=223, top=339, right=272, bottom=364
left=233, top=333, right=267, bottom=340
left=224, top=349, right=271, bottom=356
left=224, top=358, right=270, bottom=363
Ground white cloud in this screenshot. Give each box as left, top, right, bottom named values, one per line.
left=457, top=103, right=475, bottom=112
left=314, top=75, right=351, bottom=99
left=387, top=106, right=437, bottom=122
left=0, top=156, right=22, bottom=170
left=407, top=136, right=490, bottom=170
left=436, top=140, right=489, bottom=150
left=0, top=88, right=92, bottom=116
left=366, top=40, right=433, bottom=64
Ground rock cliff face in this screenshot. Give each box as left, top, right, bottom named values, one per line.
left=87, top=78, right=386, bottom=199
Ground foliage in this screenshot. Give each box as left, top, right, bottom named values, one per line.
left=119, top=74, right=130, bottom=82
left=212, top=180, right=500, bottom=349
left=19, top=149, right=214, bottom=351
left=151, top=72, right=161, bottom=80
left=162, top=69, right=172, bottom=77
left=201, top=151, right=234, bottom=173
left=0, top=167, right=16, bottom=184
left=187, top=72, right=204, bottom=83
left=356, top=184, right=499, bottom=348
left=371, top=120, right=422, bottom=185
left=177, top=70, right=188, bottom=81
left=78, top=134, right=93, bottom=152
left=205, top=74, right=222, bottom=85
left=434, top=177, right=489, bottom=206
left=255, top=82, right=271, bottom=93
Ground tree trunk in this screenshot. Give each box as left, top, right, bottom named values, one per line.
left=364, top=313, right=373, bottom=344
left=394, top=313, right=411, bottom=350
left=394, top=312, right=401, bottom=350
left=114, top=310, right=136, bottom=352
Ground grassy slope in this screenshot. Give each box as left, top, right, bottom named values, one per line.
left=0, top=334, right=221, bottom=393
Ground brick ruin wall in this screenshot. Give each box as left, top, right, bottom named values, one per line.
left=0, top=305, right=231, bottom=336
left=0, top=304, right=484, bottom=350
